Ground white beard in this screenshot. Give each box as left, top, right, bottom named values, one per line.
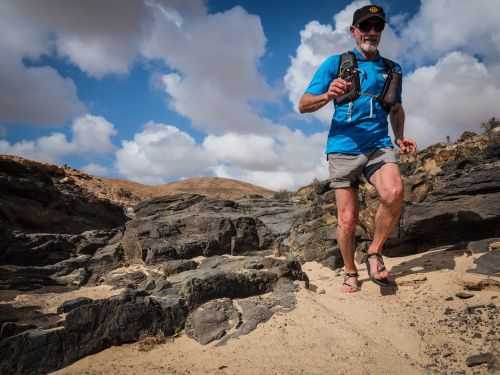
left=359, top=41, right=378, bottom=54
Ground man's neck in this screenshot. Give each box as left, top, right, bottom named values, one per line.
left=355, top=46, right=378, bottom=60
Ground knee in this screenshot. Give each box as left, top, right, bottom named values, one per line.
left=379, top=183, right=404, bottom=206
left=337, top=211, right=358, bottom=233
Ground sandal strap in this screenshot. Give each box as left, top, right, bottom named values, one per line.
left=365, top=252, right=385, bottom=263
left=366, top=252, right=383, bottom=260
left=365, top=252, right=387, bottom=272
left=343, top=273, right=360, bottom=290
left=363, top=253, right=387, bottom=273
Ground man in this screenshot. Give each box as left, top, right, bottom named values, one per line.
left=298, top=5, right=416, bottom=293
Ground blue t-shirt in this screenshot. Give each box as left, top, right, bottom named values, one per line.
left=305, top=48, right=402, bottom=155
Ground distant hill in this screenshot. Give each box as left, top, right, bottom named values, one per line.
left=0, top=155, right=274, bottom=206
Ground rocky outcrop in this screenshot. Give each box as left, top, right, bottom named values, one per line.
left=2, top=124, right=500, bottom=374
left=0, top=290, right=186, bottom=375
left=0, top=256, right=307, bottom=375
left=291, top=125, right=500, bottom=260
left=0, top=156, right=127, bottom=236
left=0, top=229, right=124, bottom=291
left=390, top=132, right=500, bottom=255
left=396, top=161, right=500, bottom=255
left=0, top=155, right=309, bottom=374
left=121, top=194, right=307, bottom=263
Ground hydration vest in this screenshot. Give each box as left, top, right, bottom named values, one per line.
left=334, top=51, right=402, bottom=112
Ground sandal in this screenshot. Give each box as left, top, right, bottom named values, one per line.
left=363, top=253, right=392, bottom=287
left=342, top=271, right=360, bottom=293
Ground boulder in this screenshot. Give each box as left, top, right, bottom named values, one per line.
left=185, top=298, right=239, bottom=345
left=122, top=194, right=304, bottom=264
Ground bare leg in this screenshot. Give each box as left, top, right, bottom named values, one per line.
left=367, top=163, right=404, bottom=280
left=335, top=187, right=360, bottom=292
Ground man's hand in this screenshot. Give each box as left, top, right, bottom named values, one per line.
left=395, top=137, right=416, bottom=153
left=298, top=78, right=352, bottom=113
left=326, top=78, right=352, bottom=100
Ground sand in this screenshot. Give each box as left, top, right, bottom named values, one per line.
left=53, top=248, right=499, bottom=375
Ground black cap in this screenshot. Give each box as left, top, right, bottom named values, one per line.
left=352, top=5, right=385, bottom=26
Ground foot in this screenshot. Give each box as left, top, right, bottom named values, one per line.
left=341, top=271, right=360, bottom=293
left=366, top=252, right=391, bottom=285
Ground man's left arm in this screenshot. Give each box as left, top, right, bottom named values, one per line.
left=390, top=103, right=416, bottom=153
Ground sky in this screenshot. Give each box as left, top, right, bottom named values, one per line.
left=1, top=0, right=500, bottom=191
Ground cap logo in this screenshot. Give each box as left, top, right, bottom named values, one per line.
left=369, top=6, right=379, bottom=13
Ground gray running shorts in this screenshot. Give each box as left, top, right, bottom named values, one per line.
left=327, top=148, right=398, bottom=189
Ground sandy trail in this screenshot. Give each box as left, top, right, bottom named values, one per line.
left=54, top=248, right=499, bottom=375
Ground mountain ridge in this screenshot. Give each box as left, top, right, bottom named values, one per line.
left=0, top=155, right=275, bottom=204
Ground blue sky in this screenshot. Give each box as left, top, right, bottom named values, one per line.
left=1, top=0, right=500, bottom=190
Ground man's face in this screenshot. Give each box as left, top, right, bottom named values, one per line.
left=350, top=17, right=384, bottom=54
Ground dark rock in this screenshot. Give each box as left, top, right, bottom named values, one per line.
left=0, top=265, right=63, bottom=291
left=0, top=158, right=314, bottom=373
left=0, top=230, right=123, bottom=291
left=57, top=297, right=93, bottom=314
left=163, top=260, right=198, bottom=276
left=468, top=250, right=500, bottom=276
left=456, top=292, right=474, bottom=299
left=0, top=233, right=75, bottom=267
left=237, top=196, right=309, bottom=238
left=444, top=307, right=455, bottom=315
left=0, top=157, right=126, bottom=236
left=73, top=229, right=123, bottom=255
left=0, top=292, right=187, bottom=375
left=466, top=353, right=496, bottom=367
left=185, top=298, right=239, bottom=345
left=0, top=322, right=37, bottom=341
left=386, top=159, right=500, bottom=255
left=236, top=299, right=273, bottom=335
left=85, top=242, right=125, bottom=284
left=165, top=256, right=307, bottom=309
left=270, top=277, right=298, bottom=309
left=467, top=237, right=500, bottom=254
left=105, top=270, right=147, bottom=288
left=319, top=249, right=344, bottom=270
left=122, top=194, right=292, bottom=263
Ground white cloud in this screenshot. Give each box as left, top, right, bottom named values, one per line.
left=0, top=134, right=73, bottom=163
left=115, top=123, right=328, bottom=190
left=401, top=0, right=500, bottom=67
left=205, top=127, right=328, bottom=191
left=72, top=115, right=116, bottom=154
left=11, top=0, right=155, bottom=77
left=0, top=114, right=117, bottom=163
left=203, top=133, right=279, bottom=171
left=0, top=0, right=177, bottom=125
left=145, top=4, right=277, bottom=134
left=0, top=2, right=86, bottom=125
left=115, top=122, right=214, bottom=185
left=0, top=59, right=86, bottom=125
left=82, top=163, right=110, bottom=177
left=404, top=52, right=500, bottom=147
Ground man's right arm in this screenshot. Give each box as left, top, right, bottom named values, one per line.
left=298, top=93, right=330, bottom=113
left=298, top=79, right=352, bottom=113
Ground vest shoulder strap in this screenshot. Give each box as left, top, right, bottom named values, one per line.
left=338, top=51, right=358, bottom=78
left=381, top=57, right=397, bottom=73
